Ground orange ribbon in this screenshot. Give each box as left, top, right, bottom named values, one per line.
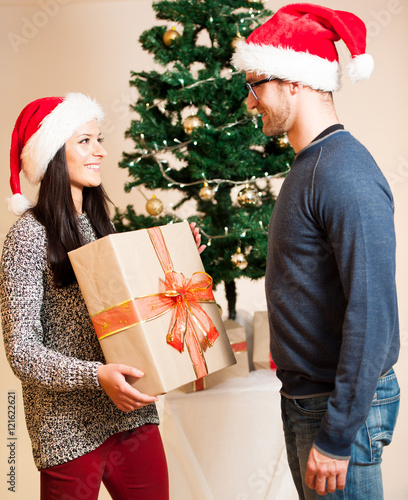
left=91, top=226, right=219, bottom=379
left=231, top=341, right=247, bottom=354
left=192, top=377, right=206, bottom=392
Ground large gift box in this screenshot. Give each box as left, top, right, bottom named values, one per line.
left=184, top=318, right=249, bottom=392
left=253, top=311, right=276, bottom=370
left=68, top=222, right=236, bottom=395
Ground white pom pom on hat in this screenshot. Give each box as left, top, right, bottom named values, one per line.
left=8, top=93, right=104, bottom=216
left=232, top=3, right=374, bottom=92
left=347, top=53, right=375, bottom=84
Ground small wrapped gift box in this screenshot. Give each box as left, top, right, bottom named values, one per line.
left=68, top=222, right=236, bottom=396
left=253, top=311, right=276, bottom=370
left=183, top=318, right=249, bottom=392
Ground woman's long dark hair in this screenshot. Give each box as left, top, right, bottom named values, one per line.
left=32, top=145, right=115, bottom=288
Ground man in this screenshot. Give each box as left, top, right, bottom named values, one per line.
left=232, top=4, right=400, bottom=499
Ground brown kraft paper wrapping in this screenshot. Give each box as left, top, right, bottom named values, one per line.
left=253, top=311, right=276, bottom=370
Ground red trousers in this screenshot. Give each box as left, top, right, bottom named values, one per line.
left=40, top=424, right=169, bottom=500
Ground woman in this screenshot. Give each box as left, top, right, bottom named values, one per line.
left=1, top=93, right=203, bottom=499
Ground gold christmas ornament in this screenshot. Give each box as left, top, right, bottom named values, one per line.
left=146, top=195, right=164, bottom=216
left=231, top=248, right=248, bottom=270
left=231, top=34, right=245, bottom=49
left=163, top=27, right=181, bottom=47
left=199, top=182, right=215, bottom=201
left=277, top=134, right=290, bottom=148
left=183, top=115, right=203, bottom=134
left=237, top=184, right=259, bottom=206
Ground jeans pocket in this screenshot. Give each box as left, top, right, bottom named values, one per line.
left=373, top=368, right=400, bottom=406
left=362, top=372, right=400, bottom=463
left=367, top=398, right=400, bottom=462
left=293, top=395, right=329, bottom=417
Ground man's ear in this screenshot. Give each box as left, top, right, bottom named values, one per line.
left=289, top=81, right=304, bottom=95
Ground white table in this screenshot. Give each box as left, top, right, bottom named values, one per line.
left=160, top=370, right=297, bottom=500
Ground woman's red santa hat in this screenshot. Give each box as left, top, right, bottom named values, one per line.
left=232, top=3, right=374, bottom=92
left=8, top=92, right=104, bottom=216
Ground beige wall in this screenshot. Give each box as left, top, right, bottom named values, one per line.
left=0, top=1, right=406, bottom=498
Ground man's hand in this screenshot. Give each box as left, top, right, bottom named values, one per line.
left=97, top=364, right=158, bottom=412
left=190, top=222, right=206, bottom=254
left=305, top=447, right=349, bottom=496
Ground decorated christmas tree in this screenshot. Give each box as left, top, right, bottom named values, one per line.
left=114, top=0, right=294, bottom=319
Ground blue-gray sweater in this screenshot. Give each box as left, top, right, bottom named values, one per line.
left=265, top=129, right=400, bottom=458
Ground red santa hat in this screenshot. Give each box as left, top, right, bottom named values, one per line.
left=232, top=3, right=374, bottom=92
left=8, top=92, right=104, bottom=216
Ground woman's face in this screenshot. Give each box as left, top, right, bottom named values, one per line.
left=65, top=119, right=107, bottom=198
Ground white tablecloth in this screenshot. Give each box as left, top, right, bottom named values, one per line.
left=160, top=370, right=297, bottom=500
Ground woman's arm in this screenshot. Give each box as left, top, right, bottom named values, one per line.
left=0, top=219, right=100, bottom=391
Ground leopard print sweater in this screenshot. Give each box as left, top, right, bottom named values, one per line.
left=0, top=211, right=158, bottom=470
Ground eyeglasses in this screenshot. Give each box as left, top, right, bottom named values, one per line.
left=246, top=76, right=277, bottom=100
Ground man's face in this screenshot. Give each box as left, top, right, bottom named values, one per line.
left=246, top=71, right=292, bottom=137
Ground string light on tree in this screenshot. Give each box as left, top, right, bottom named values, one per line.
left=231, top=247, right=248, bottom=270
left=163, top=26, right=181, bottom=47
left=146, top=195, right=164, bottom=215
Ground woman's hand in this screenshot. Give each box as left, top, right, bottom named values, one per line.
left=97, top=364, right=158, bottom=412
left=190, top=222, right=206, bottom=254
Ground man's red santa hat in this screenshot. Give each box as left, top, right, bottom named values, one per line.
left=8, top=92, right=104, bottom=215
left=232, top=3, right=374, bottom=92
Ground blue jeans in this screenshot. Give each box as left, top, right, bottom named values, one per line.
left=281, top=369, right=400, bottom=499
